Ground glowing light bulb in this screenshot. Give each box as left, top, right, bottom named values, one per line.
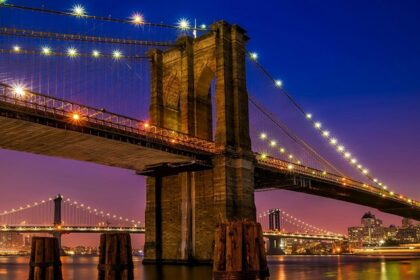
left=12, top=85, right=25, bottom=97
left=270, top=140, right=276, bottom=147
left=344, top=152, right=351, bottom=158
left=260, top=133, right=267, bottom=139
left=322, top=130, right=330, bottom=137
left=362, top=169, right=369, bottom=174
left=72, top=113, right=80, bottom=120
left=314, top=122, right=322, bottom=129
left=67, top=47, right=78, bottom=57
left=71, top=4, right=86, bottom=17
left=112, top=50, right=122, bottom=59
left=92, top=50, right=100, bottom=57
left=280, top=148, right=285, bottom=153
left=13, top=45, right=20, bottom=52
left=373, top=178, right=378, bottom=183
left=288, top=154, right=294, bottom=159
left=130, top=13, right=144, bottom=25
left=306, top=113, right=312, bottom=119
left=177, top=18, right=190, bottom=30
left=250, top=52, right=258, bottom=60
left=330, top=138, right=337, bottom=145
left=200, top=24, right=207, bottom=29
left=287, top=164, right=293, bottom=170
left=275, top=80, right=283, bottom=87
left=337, top=145, right=345, bottom=152
left=42, top=47, right=51, bottom=55
left=260, top=153, right=267, bottom=159
left=357, top=164, right=362, bottom=169
left=351, top=158, right=357, bottom=164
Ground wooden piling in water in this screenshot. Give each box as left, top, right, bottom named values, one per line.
left=213, top=221, right=269, bottom=280
left=28, top=237, right=63, bottom=280
left=98, top=233, right=134, bottom=280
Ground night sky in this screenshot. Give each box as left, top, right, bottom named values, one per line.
left=0, top=0, right=419, bottom=248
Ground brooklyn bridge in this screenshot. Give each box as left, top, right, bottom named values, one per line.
left=0, top=1, right=418, bottom=265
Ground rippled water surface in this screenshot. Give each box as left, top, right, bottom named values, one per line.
left=0, top=255, right=419, bottom=279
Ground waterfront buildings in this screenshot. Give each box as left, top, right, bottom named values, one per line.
left=348, top=212, right=420, bottom=247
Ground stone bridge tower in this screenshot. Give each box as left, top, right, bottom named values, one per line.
left=144, top=21, right=256, bottom=263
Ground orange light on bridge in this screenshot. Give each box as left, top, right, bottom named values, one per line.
left=72, top=113, right=80, bottom=121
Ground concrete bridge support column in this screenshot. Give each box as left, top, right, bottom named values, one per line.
left=267, top=237, right=286, bottom=255
left=144, top=21, right=256, bottom=264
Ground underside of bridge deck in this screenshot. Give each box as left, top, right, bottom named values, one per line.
left=254, top=166, right=420, bottom=221
left=0, top=108, right=211, bottom=172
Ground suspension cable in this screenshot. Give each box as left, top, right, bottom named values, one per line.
left=0, top=3, right=208, bottom=31
left=249, top=95, right=344, bottom=175
left=0, top=27, right=175, bottom=47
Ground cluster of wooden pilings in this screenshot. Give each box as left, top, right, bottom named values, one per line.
left=28, top=222, right=269, bottom=280
left=28, top=234, right=134, bottom=280
left=213, top=221, right=270, bottom=280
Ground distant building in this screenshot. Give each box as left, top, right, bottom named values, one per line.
left=348, top=212, right=386, bottom=247
left=348, top=212, right=420, bottom=247
left=402, top=218, right=413, bottom=229
left=0, top=232, right=24, bottom=248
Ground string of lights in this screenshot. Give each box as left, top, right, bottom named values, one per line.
left=0, top=28, right=175, bottom=47
left=62, top=196, right=142, bottom=226
left=249, top=95, right=344, bottom=175
left=0, top=196, right=54, bottom=216
left=258, top=132, right=303, bottom=166
left=248, top=51, right=418, bottom=205
left=258, top=209, right=341, bottom=236
left=2, top=46, right=147, bottom=60
left=0, top=2, right=208, bottom=32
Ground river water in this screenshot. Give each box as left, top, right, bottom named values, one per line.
left=0, top=255, right=419, bottom=279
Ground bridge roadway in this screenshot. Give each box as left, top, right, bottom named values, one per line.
left=0, top=226, right=343, bottom=240
left=0, top=84, right=419, bottom=220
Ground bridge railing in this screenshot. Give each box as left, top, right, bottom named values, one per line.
left=256, top=154, right=418, bottom=207
left=0, top=83, right=220, bottom=154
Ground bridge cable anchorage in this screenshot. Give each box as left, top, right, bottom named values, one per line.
left=0, top=47, right=149, bottom=60
left=249, top=95, right=344, bottom=175
left=0, top=27, right=176, bottom=47
left=0, top=3, right=209, bottom=32
left=247, top=52, right=419, bottom=207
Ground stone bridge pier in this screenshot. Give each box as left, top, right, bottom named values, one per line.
left=143, top=21, right=256, bottom=264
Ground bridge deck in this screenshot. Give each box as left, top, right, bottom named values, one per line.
left=0, top=85, right=214, bottom=172
left=256, top=158, right=420, bottom=221
left=0, top=226, right=343, bottom=240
